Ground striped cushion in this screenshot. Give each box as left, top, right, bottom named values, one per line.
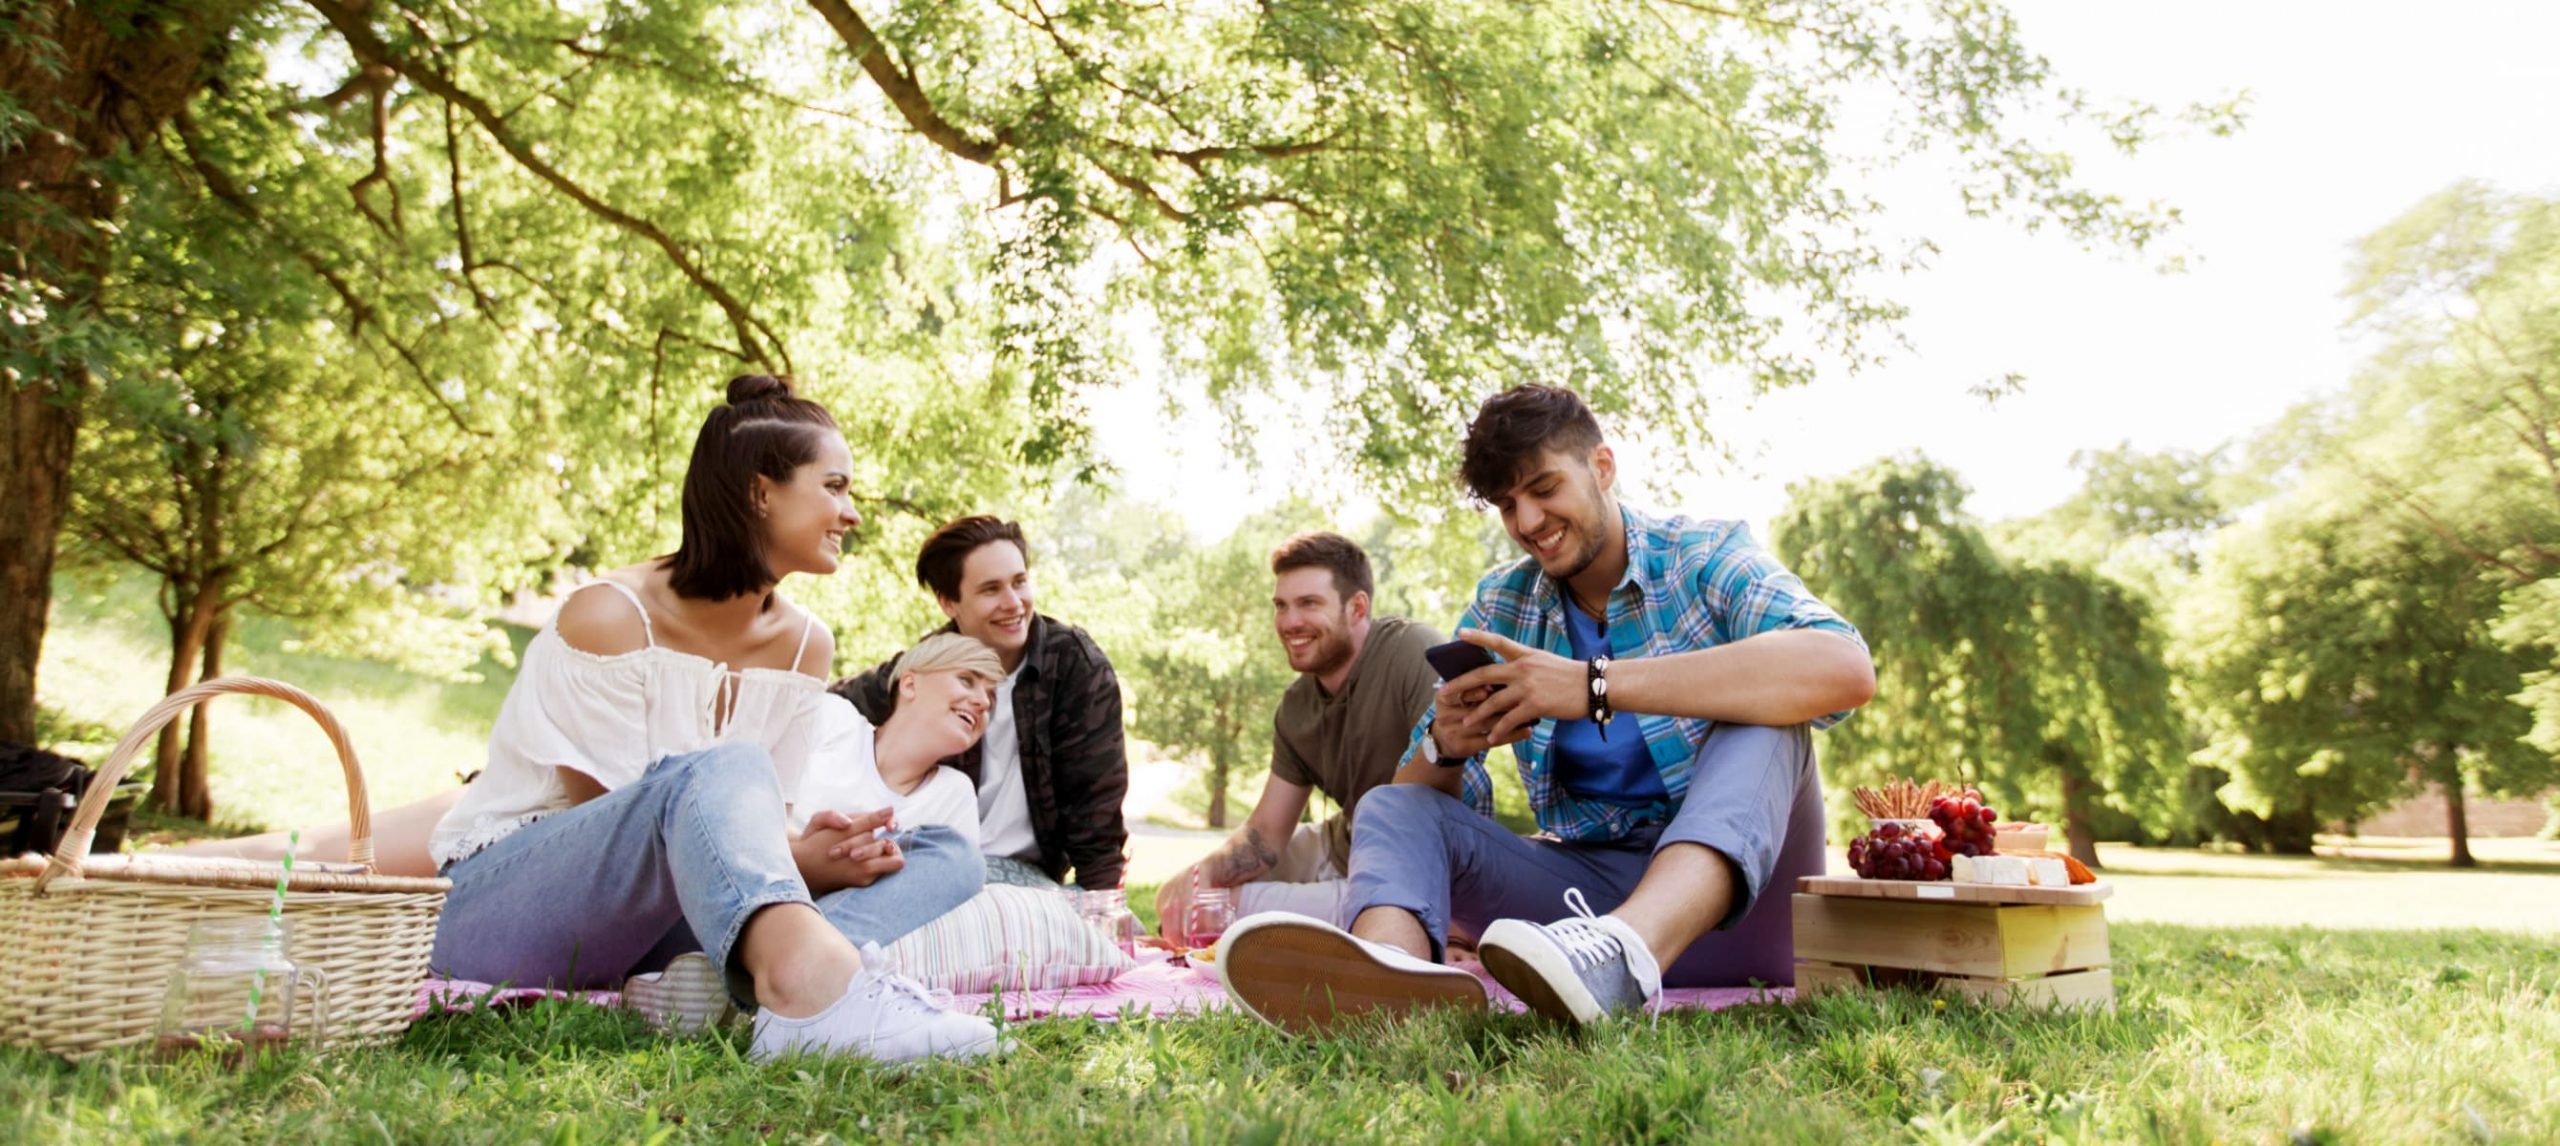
left=874, top=885, right=1134, bottom=993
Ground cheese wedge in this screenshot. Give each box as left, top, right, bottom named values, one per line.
left=2024, top=857, right=2069, bottom=887
left=1950, top=854, right=2032, bottom=886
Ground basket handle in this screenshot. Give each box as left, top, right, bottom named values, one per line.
left=37, top=676, right=374, bottom=892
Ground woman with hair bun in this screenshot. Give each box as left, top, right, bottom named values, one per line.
left=415, top=375, right=1002, bottom=1064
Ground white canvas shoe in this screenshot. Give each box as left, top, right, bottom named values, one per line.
left=1215, top=912, right=1486, bottom=1037
left=749, top=947, right=1006, bottom=1064
left=622, top=952, right=738, bottom=1034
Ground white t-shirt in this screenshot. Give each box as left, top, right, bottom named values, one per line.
left=789, top=696, right=980, bottom=848
left=974, top=662, right=1039, bottom=861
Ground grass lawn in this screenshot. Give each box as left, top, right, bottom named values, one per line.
left=23, top=591, right=2560, bottom=1141
left=4, top=923, right=2553, bottom=1143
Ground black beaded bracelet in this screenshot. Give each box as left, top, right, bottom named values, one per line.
left=1588, top=654, right=1614, bottom=739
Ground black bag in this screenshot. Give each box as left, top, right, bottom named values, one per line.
left=0, top=742, right=127, bottom=858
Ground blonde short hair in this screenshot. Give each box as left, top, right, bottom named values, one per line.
left=892, top=632, right=1003, bottom=686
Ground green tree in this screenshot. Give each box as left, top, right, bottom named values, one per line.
left=2340, top=184, right=2560, bottom=778
left=1993, top=445, right=2260, bottom=848
left=6, top=0, right=2230, bottom=743
left=1123, top=520, right=1304, bottom=828
left=2181, top=493, right=2543, bottom=865
left=62, top=92, right=527, bottom=818
left=1359, top=506, right=1514, bottom=633
left=2175, top=183, right=2560, bottom=866
left=1773, top=454, right=2182, bottom=867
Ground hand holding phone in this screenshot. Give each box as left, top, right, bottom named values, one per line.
left=1424, top=639, right=1501, bottom=685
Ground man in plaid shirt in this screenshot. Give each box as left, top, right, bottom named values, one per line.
left=1218, top=384, right=1875, bottom=1031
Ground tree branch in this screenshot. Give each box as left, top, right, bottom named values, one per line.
left=1646, top=0, right=1809, bottom=35
left=442, top=99, right=503, bottom=324
left=2353, top=460, right=2549, bottom=583
left=554, top=37, right=866, bottom=123
left=1083, top=204, right=1159, bottom=267
left=306, top=0, right=793, bottom=373
left=852, top=492, right=945, bottom=521
left=340, top=64, right=404, bottom=235
left=804, top=0, right=1006, bottom=166
left=170, top=114, right=489, bottom=436
left=1090, top=155, right=1190, bottom=224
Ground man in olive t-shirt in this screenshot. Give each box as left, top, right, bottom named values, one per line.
left=1155, top=533, right=1495, bottom=937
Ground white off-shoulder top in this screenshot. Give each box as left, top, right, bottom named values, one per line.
left=427, top=579, right=830, bottom=869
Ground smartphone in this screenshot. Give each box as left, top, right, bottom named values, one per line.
left=1423, top=639, right=1501, bottom=684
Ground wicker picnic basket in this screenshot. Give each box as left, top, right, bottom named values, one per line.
left=0, top=677, right=450, bottom=1058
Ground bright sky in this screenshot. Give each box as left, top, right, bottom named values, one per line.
left=1087, top=1, right=2560, bottom=543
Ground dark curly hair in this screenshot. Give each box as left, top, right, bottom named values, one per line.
left=1459, top=384, right=1605, bottom=503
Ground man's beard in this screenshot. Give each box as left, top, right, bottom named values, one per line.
left=1536, top=517, right=1609, bottom=584
left=1295, top=628, right=1357, bottom=678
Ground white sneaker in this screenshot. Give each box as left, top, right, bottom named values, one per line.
left=622, top=952, right=738, bottom=1034
left=1479, top=889, right=1663, bottom=1026
left=749, top=948, right=1006, bottom=1064
left=1215, top=911, right=1486, bottom=1037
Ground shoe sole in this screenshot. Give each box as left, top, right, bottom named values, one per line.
left=1477, top=919, right=1604, bottom=1026
left=625, top=954, right=738, bottom=1034
left=1217, top=917, right=1487, bottom=1036
left=749, top=1031, right=1012, bottom=1067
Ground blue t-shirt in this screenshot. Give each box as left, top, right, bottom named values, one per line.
left=1551, top=601, right=1667, bottom=806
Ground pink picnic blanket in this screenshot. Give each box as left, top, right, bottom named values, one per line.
left=416, top=950, right=1790, bottom=1022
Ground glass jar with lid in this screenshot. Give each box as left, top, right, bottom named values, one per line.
left=1075, top=888, right=1147, bottom=958
left=154, top=917, right=326, bottom=1063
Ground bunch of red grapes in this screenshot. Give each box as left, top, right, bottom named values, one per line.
left=1845, top=820, right=1945, bottom=881
left=1845, top=793, right=2002, bottom=881
left=1928, top=793, right=1999, bottom=858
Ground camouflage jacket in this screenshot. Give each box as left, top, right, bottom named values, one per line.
left=832, top=612, right=1129, bottom=888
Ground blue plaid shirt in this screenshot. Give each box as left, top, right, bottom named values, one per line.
left=1407, top=505, right=1865, bottom=843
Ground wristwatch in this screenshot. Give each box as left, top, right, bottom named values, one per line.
left=1588, top=654, right=1614, bottom=740
left=1426, top=725, right=1470, bottom=768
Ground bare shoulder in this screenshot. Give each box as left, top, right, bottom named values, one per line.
left=794, top=611, right=837, bottom=680
left=555, top=579, right=652, bottom=657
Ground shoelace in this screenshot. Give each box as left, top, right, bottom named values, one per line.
left=870, top=970, right=958, bottom=1016
left=1548, top=888, right=1627, bottom=971
left=849, top=942, right=969, bottom=1053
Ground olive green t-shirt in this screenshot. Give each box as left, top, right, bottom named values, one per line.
left=1270, top=615, right=1445, bottom=860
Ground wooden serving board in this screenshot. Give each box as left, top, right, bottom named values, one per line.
left=1798, top=874, right=2112, bottom=906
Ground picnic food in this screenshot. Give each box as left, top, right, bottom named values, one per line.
left=1928, top=794, right=2000, bottom=858
left=1844, top=781, right=2023, bottom=882
left=1850, top=779, right=1969, bottom=820
left=1993, top=821, right=2051, bottom=854
left=1846, top=820, right=1948, bottom=881
left=2012, top=848, right=2097, bottom=885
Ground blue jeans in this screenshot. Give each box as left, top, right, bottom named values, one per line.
left=1341, top=722, right=1823, bottom=988
left=429, top=743, right=985, bottom=1003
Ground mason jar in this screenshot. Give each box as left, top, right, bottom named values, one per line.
left=154, top=917, right=327, bottom=1063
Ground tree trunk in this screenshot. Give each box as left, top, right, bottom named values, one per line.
left=1206, top=740, right=1229, bottom=830
left=148, top=590, right=213, bottom=813
left=2260, top=808, right=2319, bottom=855
left=0, top=386, right=80, bottom=746
left=179, top=607, right=228, bottom=822
left=2056, top=750, right=2104, bottom=870
left=0, top=1, right=235, bottom=743
left=2443, top=769, right=2475, bottom=869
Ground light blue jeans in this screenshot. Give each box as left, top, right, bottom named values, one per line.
left=429, top=743, right=984, bottom=1004
left=1342, top=722, right=1823, bottom=988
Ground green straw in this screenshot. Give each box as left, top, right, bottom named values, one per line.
left=244, top=831, right=295, bottom=1034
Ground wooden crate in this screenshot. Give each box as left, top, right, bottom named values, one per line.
left=1791, top=876, right=2116, bottom=1010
